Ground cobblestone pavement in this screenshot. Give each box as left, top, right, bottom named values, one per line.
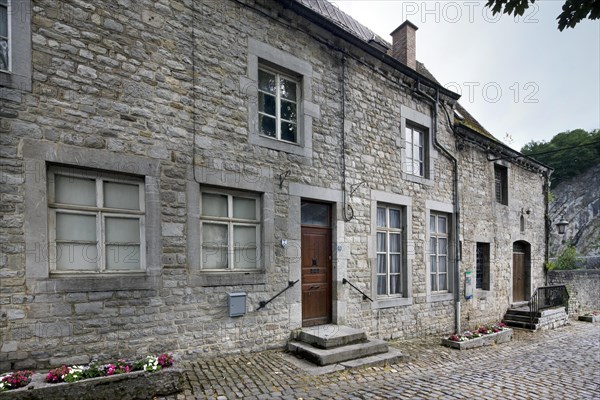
left=162, top=321, right=599, bottom=399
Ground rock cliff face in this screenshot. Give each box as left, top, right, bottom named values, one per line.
left=549, top=164, right=600, bottom=260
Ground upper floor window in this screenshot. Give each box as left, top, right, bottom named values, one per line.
left=258, top=67, right=298, bottom=143
left=200, top=190, right=261, bottom=271
left=494, top=165, right=508, bottom=205
left=406, top=125, right=427, bottom=177
left=48, top=167, right=146, bottom=273
left=430, top=213, right=449, bottom=292
left=0, top=0, right=8, bottom=71
left=376, top=205, right=404, bottom=296
left=0, top=0, right=32, bottom=91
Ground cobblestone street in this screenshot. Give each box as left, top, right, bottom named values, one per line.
left=165, top=321, right=599, bottom=399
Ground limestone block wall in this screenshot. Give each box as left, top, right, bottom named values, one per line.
left=0, top=0, right=548, bottom=370
left=548, top=270, right=600, bottom=315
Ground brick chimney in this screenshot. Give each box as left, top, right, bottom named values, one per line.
left=390, top=20, right=418, bottom=70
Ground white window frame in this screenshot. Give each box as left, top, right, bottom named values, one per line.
left=406, top=125, right=425, bottom=177
left=0, top=0, right=31, bottom=91
left=376, top=204, right=404, bottom=297
left=258, top=65, right=299, bottom=143
left=47, top=166, right=146, bottom=274
left=199, top=188, right=261, bottom=272
left=429, top=212, right=449, bottom=293
left=245, top=38, right=318, bottom=158
left=0, top=0, right=11, bottom=72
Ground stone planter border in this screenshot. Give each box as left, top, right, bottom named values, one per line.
left=441, top=329, right=513, bottom=350
left=578, top=314, right=600, bottom=323
left=0, top=367, right=183, bottom=400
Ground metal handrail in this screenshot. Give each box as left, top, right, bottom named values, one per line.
left=342, top=278, right=373, bottom=302
left=257, top=280, right=299, bottom=311
left=529, top=285, right=569, bottom=326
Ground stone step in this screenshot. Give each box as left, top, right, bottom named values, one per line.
left=297, top=324, right=367, bottom=349
left=503, top=320, right=538, bottom=330
left=503, top=314, right=539, bottom=323
left=288, top=339, right=389, bottom=366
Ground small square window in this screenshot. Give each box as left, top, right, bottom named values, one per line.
left=200, top=190, right=261, bottom=271
left=48, top=167, right=145, bottom=273
left=0, top=0, right=32, bottom=91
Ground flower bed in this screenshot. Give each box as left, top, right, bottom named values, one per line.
left=578, top=311, right=600, bottom=323
left=442, top=323, right=513, bottom=350
left=0, top=354, right=183, bottom=400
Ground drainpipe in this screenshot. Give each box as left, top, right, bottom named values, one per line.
left=415, top=82, right=461, bottom=334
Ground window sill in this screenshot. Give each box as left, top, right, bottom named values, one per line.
left=191, top=271, right=266, bottom=287
left=427, top=292, right=454, bottom=303
left=404, top=173, right=434, bottom=187
left=27, top=274, right=160, bottom=293
left=475, top=289, right=492, bottom=300
left=248, top=133, right=311, bottom=158
left=373, top=296, right=413, bottom=309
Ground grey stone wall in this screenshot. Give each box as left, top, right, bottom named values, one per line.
left=0, top=0, right=548, bottom=370
left=548, top=270, right=600, bottom=315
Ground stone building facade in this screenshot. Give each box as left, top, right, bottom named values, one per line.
left=1, top=0, right=550, bottom=370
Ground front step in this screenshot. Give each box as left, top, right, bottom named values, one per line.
left=288, top=339, right=389, bottom=366
left=503, top=306, right=568, bottom=331
left=298, top=324, right=367, bottom=349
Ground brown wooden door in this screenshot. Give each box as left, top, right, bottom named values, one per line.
left=301, top=202, right=332, bottom=327
left=513, top=251, right=526, bottom=302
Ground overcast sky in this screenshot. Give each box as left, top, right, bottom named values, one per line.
left=332, top=0, right=600, bottom=150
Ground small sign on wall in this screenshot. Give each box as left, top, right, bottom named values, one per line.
left=465, top=271, right=474, bottom=300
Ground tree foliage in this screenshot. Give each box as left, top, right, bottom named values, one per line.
left=547, top=245, right=581, bottom=270
left=521, top=129, right=600, bottom=188
left=485, top=0, right=600, bottom=31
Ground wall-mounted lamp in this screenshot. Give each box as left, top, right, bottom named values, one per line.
left=556, top=219, right=569, bottom=235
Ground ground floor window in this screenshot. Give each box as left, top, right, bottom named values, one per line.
left=376, top=204, right=404, bottom=296
left=430, top=213, right=449, bottom=292
left=476, top=242, right=490, bottom=290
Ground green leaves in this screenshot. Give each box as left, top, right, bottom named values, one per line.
left=485, top=0, right=600, bottom=30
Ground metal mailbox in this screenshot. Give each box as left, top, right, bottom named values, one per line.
left=227, top=292, right=246, bottom=317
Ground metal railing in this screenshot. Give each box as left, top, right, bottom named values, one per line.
left=529, top=285, right=569, bottom=325
left=257, top=280, right=299, bottom=311
left=342, top=278, right=373, bottom=302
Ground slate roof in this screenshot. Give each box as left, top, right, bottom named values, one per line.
left=295, top=0, right=499, bottom=142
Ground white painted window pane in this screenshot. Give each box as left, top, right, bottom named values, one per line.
left=106, top=244, right=140, bottom=270
left=233, top=225, right=256, bottom=246
left=406, top=128, right=413, bottom=144
left=390, top=233, right=401, bottom=253
left=280, top=78, right=296, bottom=101
left=431, top=273, right=437, bottom=292
left=233, top=197, right=256, bottom=220
left=377, top=254, right=386, bottom=274
left=430, top=215, right=436, bottom=232
left=406, top=143, right=413, bottom=159
left=416, top=131, right=423, bottom=146
left=390, top=254, right=401, bottom=273
left=106, top=217, right=140, bottom=243
left=439, top=274, right=448, bottom=291
left=202, top=247, right=227, bottom=269
left=377, top=232, right=386, bottom=252
left=439, top=256, right=447, bottom=272
left=376, top=207, right=386, bottom=227
left=234, top=248, right=256, bottom=269
left=258, top=69, right=276, bottom=94
left=56, top=213, right=96, bottom=241
left=430, top=237, right=437, bottom=255
left=390, top=275, right=401, bottom=294
left=104, top=182, right=140, bottom=210
left=438, top=217, right=447, bottom=233
left=430, top=255, right=437, bottom=272
left=202, top=223, right=227, bottom=245
left=389, top=209, right=401, bottom=229
left=439, top=238, right=447, bottom=255
left=55, top=175, right=96, bottom=206
left=281, top=121, right=297, bottom=143
left=377, top=275, right=386, bottom=295
left=56, top=243, right=98, bottom=270
left=202, top=193, right=227, bottom=217
left=413, top=161, right=421, bottom=176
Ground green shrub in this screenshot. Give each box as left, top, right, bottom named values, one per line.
left=551, top=246, right=580, bottom=270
